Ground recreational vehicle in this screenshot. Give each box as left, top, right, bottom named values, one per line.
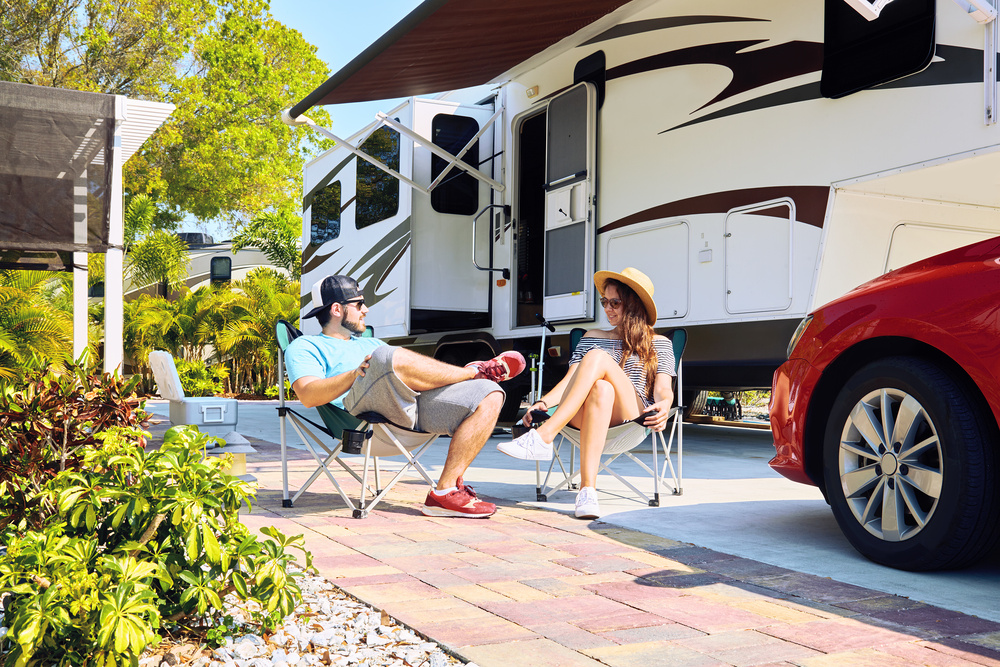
left=122, top=234, right=286, bottom=300
left=284, top=0, right=1000, bottom=420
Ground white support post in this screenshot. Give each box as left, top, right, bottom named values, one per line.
left=73, top=171, right=89, bottom=361
left=986, top=14, right=998, bottom=124
left=952, top=0, right=998, bottom=123
left=104, top=96, right=126, bottom=374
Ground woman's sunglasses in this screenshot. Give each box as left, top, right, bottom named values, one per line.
left=600, top=297, right=623, bottom=309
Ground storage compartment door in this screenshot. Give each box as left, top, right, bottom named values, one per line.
left=543, top=82, right=598, bottom=322
left=724, top=199, right=794, bottom=314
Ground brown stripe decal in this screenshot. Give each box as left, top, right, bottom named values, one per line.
left=607, top=40, right=823, bottom=112
left=599, top=186, right=830, bottom=234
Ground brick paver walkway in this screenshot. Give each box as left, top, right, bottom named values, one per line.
left=228, top=434, right=1000, bottom=666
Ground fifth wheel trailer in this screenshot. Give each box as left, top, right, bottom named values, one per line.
left=284, top=0, right=1000, bottom=416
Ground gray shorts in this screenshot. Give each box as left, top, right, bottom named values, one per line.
left=342, top=346, right=503, bottom=435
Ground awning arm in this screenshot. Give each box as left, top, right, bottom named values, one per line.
left=282, top=109, right=430, bottom=194
left=426, top=107, right=505, bottom=192
left=376, top=112, right=506, bottom=193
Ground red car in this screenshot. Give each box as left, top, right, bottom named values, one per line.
left=770, top=237, right=1000, bottom=571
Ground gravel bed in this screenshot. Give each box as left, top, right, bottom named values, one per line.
left=1, top=568, right=476, bottom=667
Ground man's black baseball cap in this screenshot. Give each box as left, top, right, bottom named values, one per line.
left=303, top=274, right=363, bottom=319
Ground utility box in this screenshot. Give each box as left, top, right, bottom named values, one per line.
left=148, top=351, right=238, bottom=437
left=166, top=398, right=238, bottom=436
left=148, top=351, right=255, bottom=481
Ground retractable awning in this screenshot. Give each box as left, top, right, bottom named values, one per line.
left=289, top=0, right=634, bottom=117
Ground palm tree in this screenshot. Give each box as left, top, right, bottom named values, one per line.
left=126, top=229, right=189, bottom=297
left=0, top=271, right=73, bottom=380
left=123, top=294, right=182, bottom=392
left=215, top=268, right=299, bottom=394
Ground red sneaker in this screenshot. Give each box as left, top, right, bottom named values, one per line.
left=465, top=351, right=526, bottom=383
left=421, top=477, right=496, bottom=518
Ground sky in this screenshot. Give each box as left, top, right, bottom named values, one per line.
left=195, top=0, right=423, bottom=239
left=269, top=0, right=424, bottom=137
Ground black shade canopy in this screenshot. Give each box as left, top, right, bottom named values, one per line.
left=0, top=81, right=116, bottom=269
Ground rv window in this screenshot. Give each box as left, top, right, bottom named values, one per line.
left=210, top=257, right=231, bottom=285
left=356, top=126, right=400, bottom=229
left=311, top=180, right=341, bottom=245
left=821, top=0, right=935, bottom=99
left=431, top=114, right=480, bottom=215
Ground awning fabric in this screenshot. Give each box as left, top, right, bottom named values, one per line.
left=0, top=81, right=116, bottom=265
left=290, top=0, right=633, bottom=117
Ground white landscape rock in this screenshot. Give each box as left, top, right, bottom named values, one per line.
left=129, top=567, right=473, bottom=667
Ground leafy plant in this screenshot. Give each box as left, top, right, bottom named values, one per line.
left=0, top=425, right=312, bottom=666
left=0, top=359, right=148, bottom=530
left=174, top=357, right=228, bottom=397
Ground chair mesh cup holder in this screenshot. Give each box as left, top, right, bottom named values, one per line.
left=341, top=428, right=371, bottom=455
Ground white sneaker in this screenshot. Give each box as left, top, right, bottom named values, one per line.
left=575, top=486, right=601, bottom=519
left=497, top=428, right=553, bottom=461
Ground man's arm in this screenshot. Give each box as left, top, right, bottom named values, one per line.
left=292, top=355, right=370, bottom=408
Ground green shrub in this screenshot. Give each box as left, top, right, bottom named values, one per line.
left=0, top=425, right=311, bottom=666
left=174, top=357, right=228, bottom=397
left=0, top=361, right=148, bottom=530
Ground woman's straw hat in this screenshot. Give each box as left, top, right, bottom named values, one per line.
left=593, top=267, right=657, bottom=325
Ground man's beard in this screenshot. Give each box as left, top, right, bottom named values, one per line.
left=344, top=312, right=366, bottom=335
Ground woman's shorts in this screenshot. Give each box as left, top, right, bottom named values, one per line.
left=343, top=345, right=503, bottom=435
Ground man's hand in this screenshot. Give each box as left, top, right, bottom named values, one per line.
left=292, top=355, right=371, bottom=408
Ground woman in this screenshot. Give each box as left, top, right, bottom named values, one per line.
left=498, top=267, right=675, bottom=519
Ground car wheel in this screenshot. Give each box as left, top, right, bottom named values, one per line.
left=823, top=356, right=1000, bottom=570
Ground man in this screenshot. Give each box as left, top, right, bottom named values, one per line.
left=285, top=274, right=525, bottom=518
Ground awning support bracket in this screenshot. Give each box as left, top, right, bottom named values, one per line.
left=282, top=109, right=429, bottom=194
left=376, top=111, right=505, bottom=193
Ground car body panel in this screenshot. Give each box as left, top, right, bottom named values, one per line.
left=770, top=235, right=1000, bottom=487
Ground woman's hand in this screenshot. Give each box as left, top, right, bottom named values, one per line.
left=522, top=401, right=547, bottom=427
left=640, top=400, right=672, bottom=432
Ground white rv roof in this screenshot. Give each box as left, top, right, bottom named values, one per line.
left=289, top=0, right=637, bottom=116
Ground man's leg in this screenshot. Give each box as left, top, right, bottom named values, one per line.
left=390, top=347, right=476, bottom=391
left=436, top=390, right=503, bottom=490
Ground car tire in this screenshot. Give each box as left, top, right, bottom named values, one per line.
left=822, top=356, right=1000, bottom=570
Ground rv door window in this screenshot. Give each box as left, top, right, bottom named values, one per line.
left=310, top=180, right=341, bottom=245
left=431, top=114, right=480, bottom=215
left=356, top=126, right=400, bottom=229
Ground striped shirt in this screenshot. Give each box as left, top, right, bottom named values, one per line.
left=568, top=336, right=675, bottom=407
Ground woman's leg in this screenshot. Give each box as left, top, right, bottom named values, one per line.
left=570, top=379, right=617, bottom=488
left=535, top=348, right=642, bottom=444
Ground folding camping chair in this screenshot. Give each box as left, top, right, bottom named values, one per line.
left=535, top=328, right=686, bottom=506
left=276, top=320, right=441, bottom=518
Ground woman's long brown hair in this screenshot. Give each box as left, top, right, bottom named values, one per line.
left=605, top=278, right=657, bottom=398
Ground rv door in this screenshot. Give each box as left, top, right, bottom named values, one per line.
left=409, top=99, right=497, bottom=318
left=543, top=82, right=598, bottom=322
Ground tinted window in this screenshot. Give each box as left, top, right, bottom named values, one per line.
left=431, top=114, right=480, bottom=215
left=311, top=180, right=341, bottom=245
left=821, top=0, right=935, bottom=99
left=210, top=256, right=231, bottom=284
left=357, top=126, right=400, bottom=228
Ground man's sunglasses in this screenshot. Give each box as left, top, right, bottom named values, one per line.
left=341, top=299, right=365, bottom=308
left=600, top=297, right=623, bottom=309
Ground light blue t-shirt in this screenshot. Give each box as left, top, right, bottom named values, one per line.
left=284, top=334, right=387, bottom=408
